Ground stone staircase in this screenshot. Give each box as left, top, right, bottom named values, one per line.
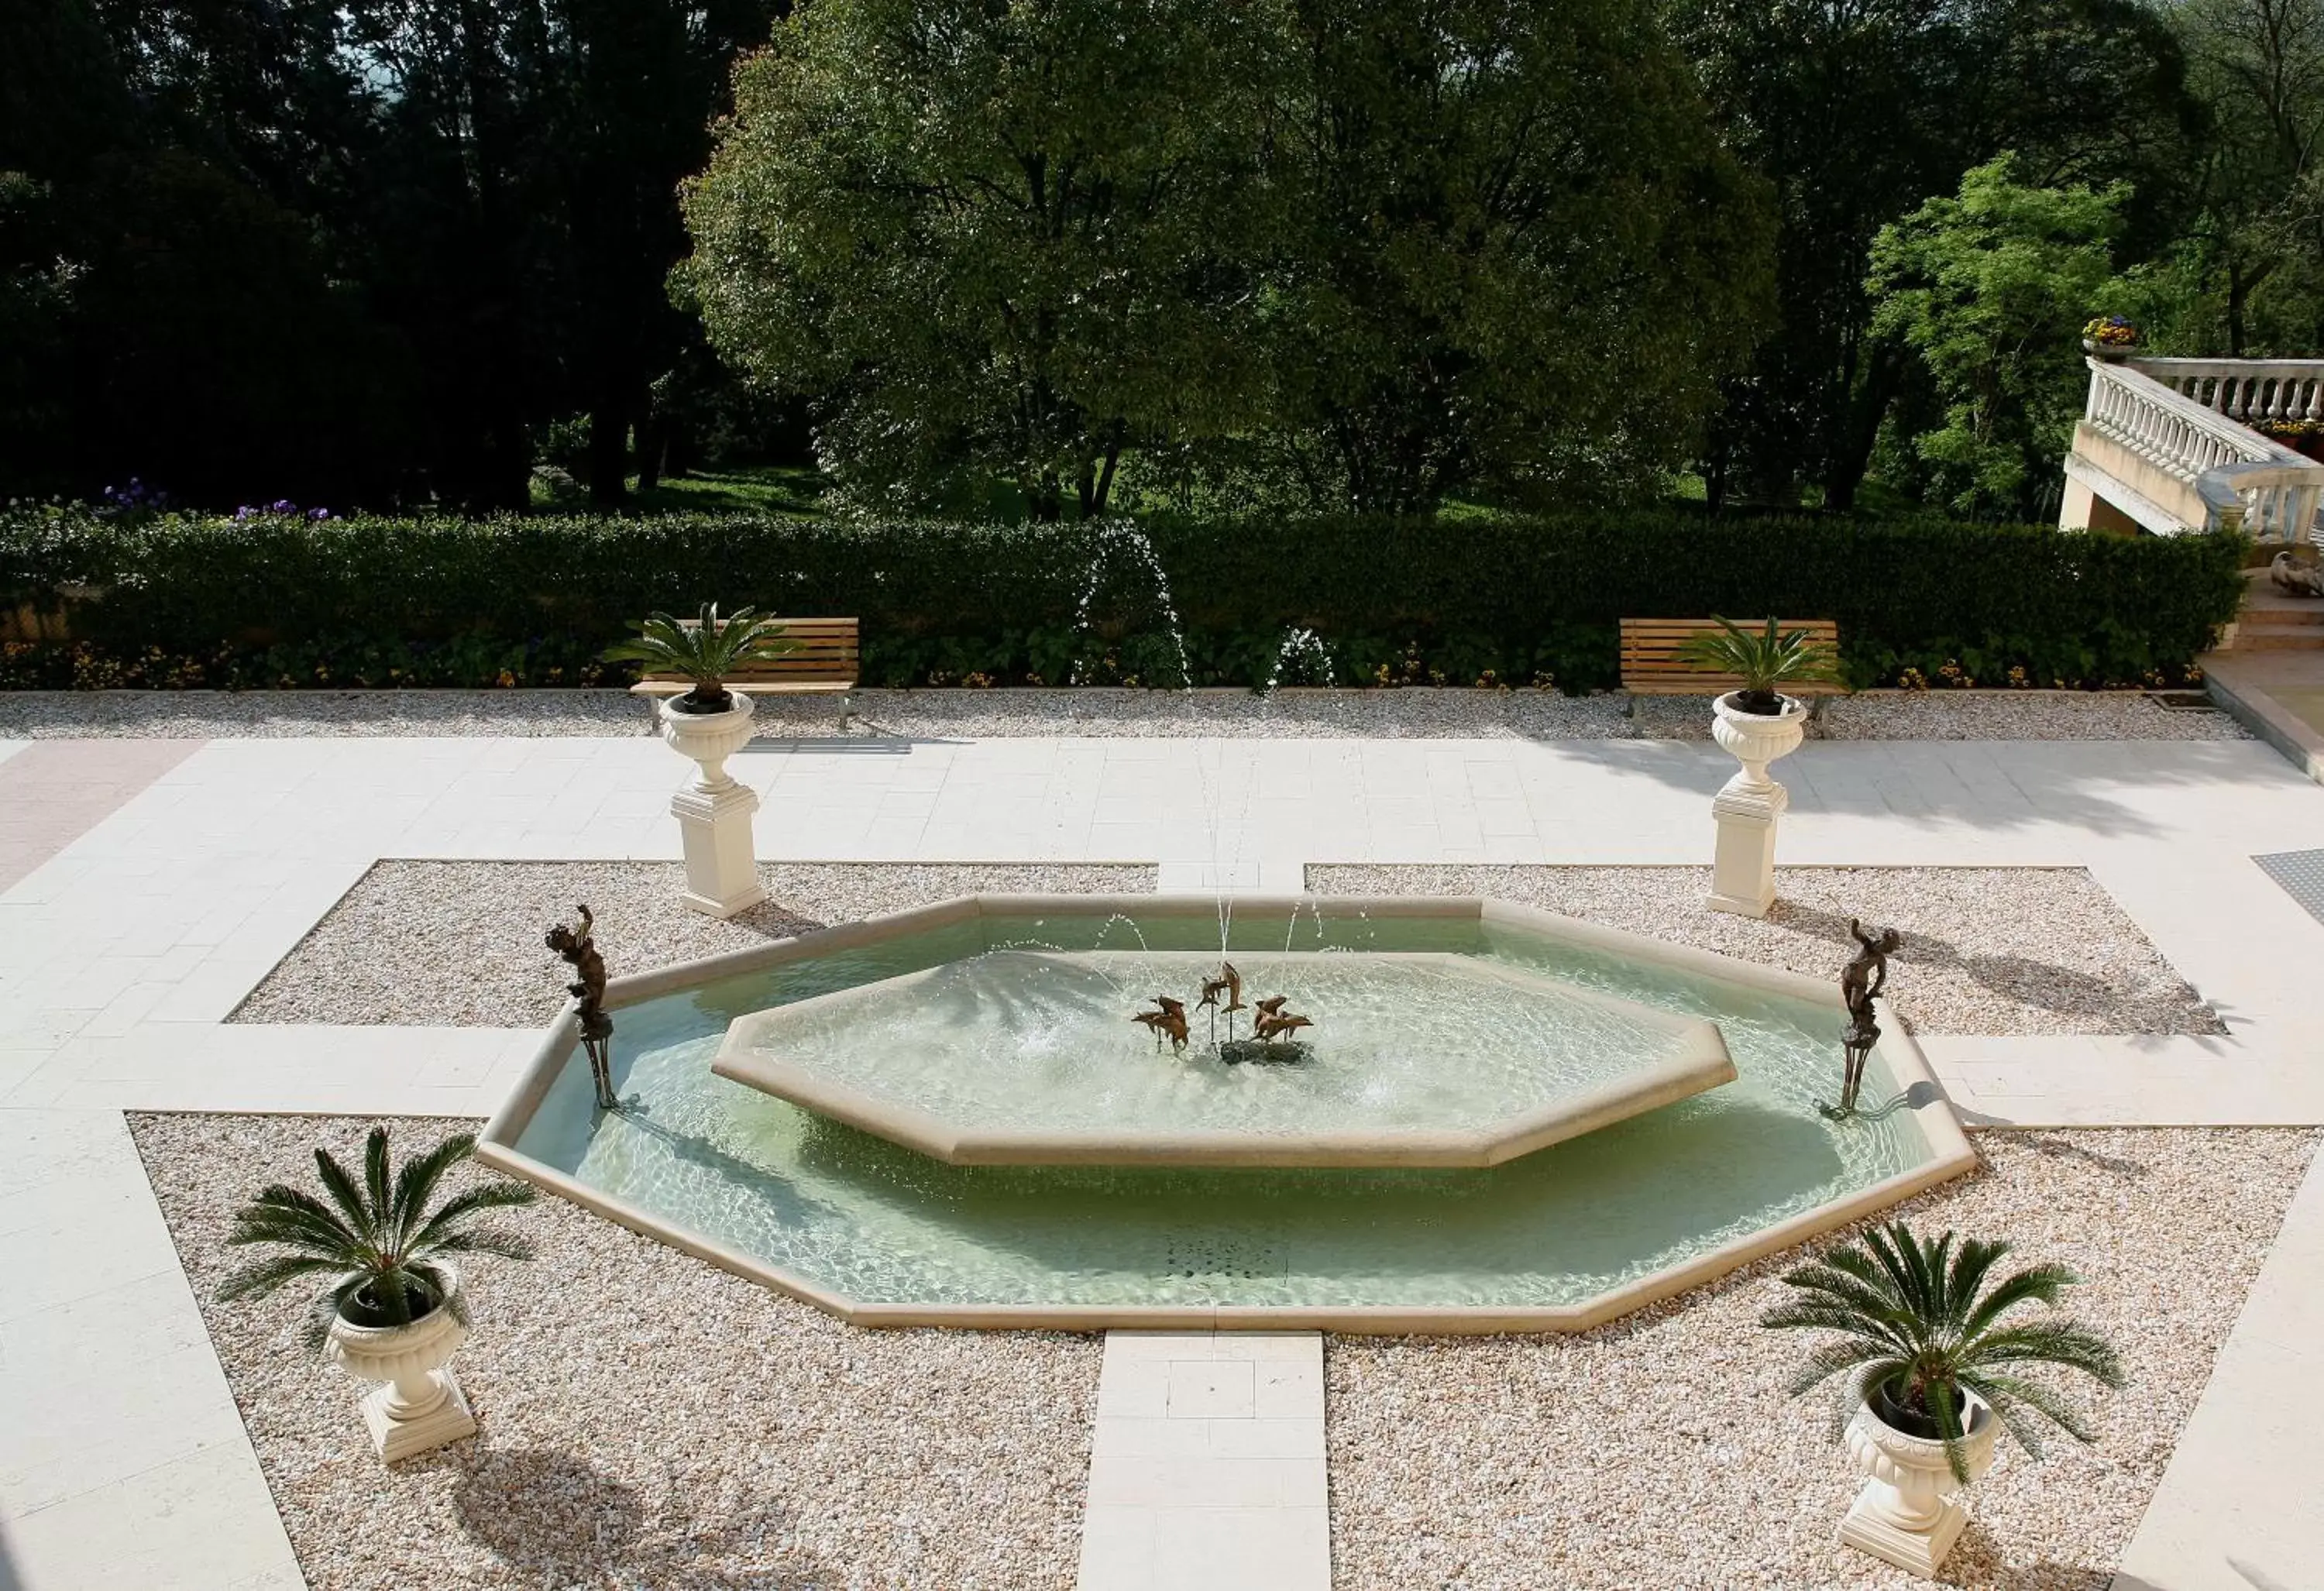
left=2229, top=566, right=2324, bottom=650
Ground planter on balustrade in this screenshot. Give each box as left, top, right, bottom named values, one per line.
left=2082, top=337, right=2134, bottom=363
left=1706, top=692, right=1808, bottom=918
left=1838, top=1379, right=1999, bottom=1576
left=658, top=693, right=767, bottom=919
left=323, top=1264, right=478, bottom=1463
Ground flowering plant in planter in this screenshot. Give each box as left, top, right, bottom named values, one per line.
left=2082, top=315, right=2139, bottom=355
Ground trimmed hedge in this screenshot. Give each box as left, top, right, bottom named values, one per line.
left=0, top=506, right=2246, bottom=692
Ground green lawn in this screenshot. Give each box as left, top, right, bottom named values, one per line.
left=531, top=463, right=827, bottom=516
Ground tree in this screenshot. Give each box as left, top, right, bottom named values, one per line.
left=1261, top=0, right=1772, bottom=514
left=681, top=0, right=1289, bottom=520
left=1867, top=153, right=2125, bottom=519
left=2172, top=0, right=2324, bottom=352
left=1679, top=0, right=2200, bottom=511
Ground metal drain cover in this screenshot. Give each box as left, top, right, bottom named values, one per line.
left=2254, top=850, right=2324, bottom=926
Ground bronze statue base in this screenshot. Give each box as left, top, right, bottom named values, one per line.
left=1218, top=1039, right=1314, bottom=1066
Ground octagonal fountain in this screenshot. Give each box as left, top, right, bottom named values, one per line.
left=476, top=895, right=1976, bottom=1332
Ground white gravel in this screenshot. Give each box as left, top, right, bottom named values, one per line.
left=0, top=686, right=2248, bottom=740
left=232, top=861, right=1156, bottom=1026
left=130, top=1112, right=1099, bottom=1591
left=1311, top=865, right=2223, bottom=1036
left=1325, top=1126, right=2316, bottom=1591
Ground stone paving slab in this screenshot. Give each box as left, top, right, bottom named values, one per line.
left=2114, top=1148, right=2324, bottom=1591
left=0, top=1109, right=301, bottom=1590
left=1079, top=1332, right=1329, bottom=1591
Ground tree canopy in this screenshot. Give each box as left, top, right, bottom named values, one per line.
left=683, top=0, right=1774, bottom=517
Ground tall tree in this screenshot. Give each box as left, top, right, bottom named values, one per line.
left=1679, top=0, right=2199, bottom=511
left=1264, top=0, right=1773, bottom=513
left=682, top=0, right=1290, bottom=519
left=1867, top=154, right=2126, bottom=520
left=2173, top=0, right=2324, bottom=352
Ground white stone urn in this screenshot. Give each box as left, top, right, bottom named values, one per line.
left=1838, top=1383, right=1999, bottom=1576
left=655, top=694, right=766, bottom=919
left=1706, top=692, right=1810, bottom=918
left=323, top=1265, right=478, bottom=1462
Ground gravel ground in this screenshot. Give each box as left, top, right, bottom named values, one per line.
left=1310, top=865, right=2222, bottom=1036
left=129, top=1112, right=1099, bottom=1591
left=0, top=686, right=2248, bottom=740
left=1325, top=1126, right=2317, bottom=1591
left=232, top=861, right=1156, bottom=1026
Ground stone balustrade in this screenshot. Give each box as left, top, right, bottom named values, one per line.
left=2061, top=358, right=2324, bottom=544
left=2126, top=356, right=2324, bottom=429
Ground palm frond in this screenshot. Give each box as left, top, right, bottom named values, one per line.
left=1961, top=1368, right=2105, bottom=1451
left=216, top=1253, right=355, bottom=1304
left=390, top=1132, right=477, bottom=1252
left=363, top=1126, right=394, bottom=1233
left=310, top=1146, right=379, bottom=1246
left=406, top=1179, right=537, bottom=1253
left=1963, top=1320, right=2125, bottom=1386
left=1958, top=1261, right=2078, bottom=1342
left=425, top=1226, right=537, bottom=1263
left=224, top=1184, right=363, bottom=1256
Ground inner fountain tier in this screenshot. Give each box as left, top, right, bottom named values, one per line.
left=711, top=948, right=1736, bottom=1167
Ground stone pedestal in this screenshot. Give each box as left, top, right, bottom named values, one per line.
left=1838, top=1392, right=1996, bottom=1577
left=1706, top=694, right=1809, bottom=919
left=672, top=778, right=765, bottom=917
left=1708, top=779, right=1786, bottom=916
left=658, top=696, right=766, bottom=919
left=359, top=1365, right=478, bottom=1463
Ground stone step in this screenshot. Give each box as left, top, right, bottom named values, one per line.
left=2232, top=624, right=2324, bottom=651
left=2239, top=593, right=2324, bottom=624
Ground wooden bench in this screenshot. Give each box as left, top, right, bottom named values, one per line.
left=627, top=616, right=859, bottom=727
left=1618, top=617, right=1844, bottom=705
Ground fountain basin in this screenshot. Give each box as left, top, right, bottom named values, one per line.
left=476, top=895, right=1978, bottom=1332
left=710, top=949, right=1736, bottom=1167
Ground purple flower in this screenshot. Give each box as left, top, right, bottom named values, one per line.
left=307, top=507, right=331, bottom=521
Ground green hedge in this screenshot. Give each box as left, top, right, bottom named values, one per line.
left=0, top=505, right=2247, bottom=692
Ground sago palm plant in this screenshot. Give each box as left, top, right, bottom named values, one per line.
left=1762, top=1222, right=2124, bottom=1483
left=218, top=1125, right=538, bottom=1352
left=1676, top=616, right=1837, bottom=713
left=602, top=603, right=795, bottom=711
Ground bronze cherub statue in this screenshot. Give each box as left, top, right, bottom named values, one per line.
left=546, top=903, right=617, bottom=1111
left=1825, top=918, right=1900, bottom=1118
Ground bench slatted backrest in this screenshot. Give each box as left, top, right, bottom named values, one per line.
left=1618, top=618, right=1841, bottom=696
left=638, top=617, right=858, bottom=688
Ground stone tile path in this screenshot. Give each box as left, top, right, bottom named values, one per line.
left=2114, top=1148, right=2324, bottom=1591
left=3, top=726, right=2323, bottom=1588
left=1078, top=1332, right=1329, bottom=1591
left=0, top=1108, right=300, bottom=1589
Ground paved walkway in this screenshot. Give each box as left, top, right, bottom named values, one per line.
left=2, top=730, right=2321, bottom=1589
left=1078, top=1332, right=1329, bottom=1591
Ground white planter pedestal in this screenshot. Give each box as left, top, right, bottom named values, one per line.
left=658, top=696, right=766, bottom=919
left=1707, top=694, right=1808, bottom=918
left=1838, top=1391, right=1997, bottom=1577
left=323, top=1269, right=477, bottom=1463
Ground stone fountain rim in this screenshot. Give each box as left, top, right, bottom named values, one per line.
left=475, top=892, right=1979, bottom=1334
